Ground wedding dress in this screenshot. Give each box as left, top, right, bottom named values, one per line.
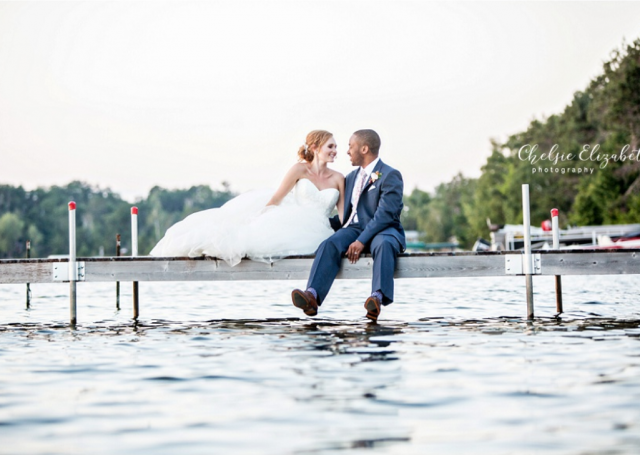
left=149, top=179, right=340, bottom=266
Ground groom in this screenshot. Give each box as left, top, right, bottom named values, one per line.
left=292, top=129, right=406, bottom=322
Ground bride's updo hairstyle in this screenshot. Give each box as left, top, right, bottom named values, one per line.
left=298, top=130, right=333, bottom=162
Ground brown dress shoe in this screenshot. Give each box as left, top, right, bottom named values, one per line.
left=291, top=289, right=318, bottom=316
left=364, top=295, right=381, bottom=322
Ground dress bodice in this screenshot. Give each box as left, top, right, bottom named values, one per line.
left=289, top=179, right=339, bottom=217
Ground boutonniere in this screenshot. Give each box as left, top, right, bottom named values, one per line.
left=370, top=171, right=382, bottom=184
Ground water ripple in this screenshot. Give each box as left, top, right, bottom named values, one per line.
left=1, top=277, right=640, bottom=454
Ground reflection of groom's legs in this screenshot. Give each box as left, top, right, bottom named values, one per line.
left=308, top=226, right=360, bottom=305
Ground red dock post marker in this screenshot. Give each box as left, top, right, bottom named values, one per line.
left=131, top=207, right=139, bottom=320
left=69, top=201, right=77, bottom=326
left=551, top=208, right=563, bottom=315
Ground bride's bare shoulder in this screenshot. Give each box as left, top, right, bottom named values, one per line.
left=328, top=169, right=345, bottom=180
left=328, top=170, right=345, bottom=189
left=283, top=162, right=309, bottom=179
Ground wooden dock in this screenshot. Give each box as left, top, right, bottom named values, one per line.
left=1, top=250, right=639, bottom=284
left=2, top=250, right=638, bottom=325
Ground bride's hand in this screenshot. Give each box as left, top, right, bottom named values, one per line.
left=259, top=205, right=276, bottom=215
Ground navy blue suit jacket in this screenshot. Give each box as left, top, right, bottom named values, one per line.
left=342, top=160, right=406, bottom=251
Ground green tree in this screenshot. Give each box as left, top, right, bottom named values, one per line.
left=0, top=212, right=25, bottom=258
left=466, top=39, right=640, bottom=230
left=401, top=188, right=431, bottom=232
left=26, top=224, right=44, bottom=257
left=467, top=142, right=512, bottom=240
left=420, top=174, right=476, bottom=248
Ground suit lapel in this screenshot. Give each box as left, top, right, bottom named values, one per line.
left=361, top=159, right=384, bottom=193
left=343, top=169, right=357, bottom=222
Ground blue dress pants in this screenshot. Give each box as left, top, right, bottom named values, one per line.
left=307, top=224, right=401, bottom=306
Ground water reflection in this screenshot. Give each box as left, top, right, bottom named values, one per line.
left=2, top=315, right=639, bottom=340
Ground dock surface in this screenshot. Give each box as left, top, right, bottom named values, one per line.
left=1, top=250, right=638, bottom=284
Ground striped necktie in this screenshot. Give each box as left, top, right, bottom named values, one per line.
left=345, top=168, right=368, bottom=227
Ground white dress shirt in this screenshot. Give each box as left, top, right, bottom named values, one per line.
left=349, top=157, right=380, bottom=224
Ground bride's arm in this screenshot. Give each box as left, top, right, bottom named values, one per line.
left=336, top=176, right=345, bottom=224
left=266, top=163, right=305, bottom=206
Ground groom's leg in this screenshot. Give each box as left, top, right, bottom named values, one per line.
left=370, top=233, right=402, bottom=305
left=307, top=226, right=360, bottom=305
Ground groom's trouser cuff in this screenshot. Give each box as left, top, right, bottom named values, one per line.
left=370, top=233, right=401, bottom=305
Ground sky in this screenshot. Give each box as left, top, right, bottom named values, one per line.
left=1, top=1, right=640, bottom=201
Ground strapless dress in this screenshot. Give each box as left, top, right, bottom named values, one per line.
left=149, top=179, right=340, bottom=266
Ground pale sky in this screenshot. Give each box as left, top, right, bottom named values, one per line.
left=1, top=1, right=640, bottom=201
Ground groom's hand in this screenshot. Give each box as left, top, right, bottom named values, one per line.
left=346, top=240, right=365, bottom=264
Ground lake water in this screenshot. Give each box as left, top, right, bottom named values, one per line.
left=0, top=275, right=639, bottom=454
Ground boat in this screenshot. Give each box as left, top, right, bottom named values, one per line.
left=487, top=221, right=640, bottom=251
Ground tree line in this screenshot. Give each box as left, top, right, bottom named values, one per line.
left=0, top=182, right=235, bottom=258
left=1, top=39, right=639, bottom=257
left=402, top=38, right=640, bottom=248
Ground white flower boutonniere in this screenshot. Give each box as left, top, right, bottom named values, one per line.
left=370, top=171, right=382, bottom=184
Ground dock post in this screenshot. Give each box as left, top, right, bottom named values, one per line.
left=68, top=202, right=77, bottom=327
left=26, top=240, right=31, bottom=309
left=522, top=185, right=534, bottom=319
left=551, top=208, right=563, bottom=315
left=131, top=207, right=139, bottom=320
left=116, top=234, right=121, bottom=311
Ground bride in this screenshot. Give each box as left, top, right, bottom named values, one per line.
left=150, top=130, right=345, bottom=266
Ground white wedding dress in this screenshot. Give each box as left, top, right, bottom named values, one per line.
left=149, top=179, right=340, bottom=266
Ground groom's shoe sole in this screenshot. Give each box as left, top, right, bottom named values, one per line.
left=292, top=289, right=318, bottom=317
left=364, top=296, right=381, bottom=322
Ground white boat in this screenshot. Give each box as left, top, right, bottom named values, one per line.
left=488, top=222, right=640, bottom=251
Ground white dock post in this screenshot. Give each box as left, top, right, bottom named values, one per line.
left=116, top=233, right=121, bottom=311
left=551, top=208, right=563, bottom=314
left=26, top=240, right=31, bottom=309
left=131, top=207, right=138, bottom=257
left=68, top=201, right=77, bottom=326
left=522, top=185, right=534, bottom=319
left=131, top=207, right=139, bottom=320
